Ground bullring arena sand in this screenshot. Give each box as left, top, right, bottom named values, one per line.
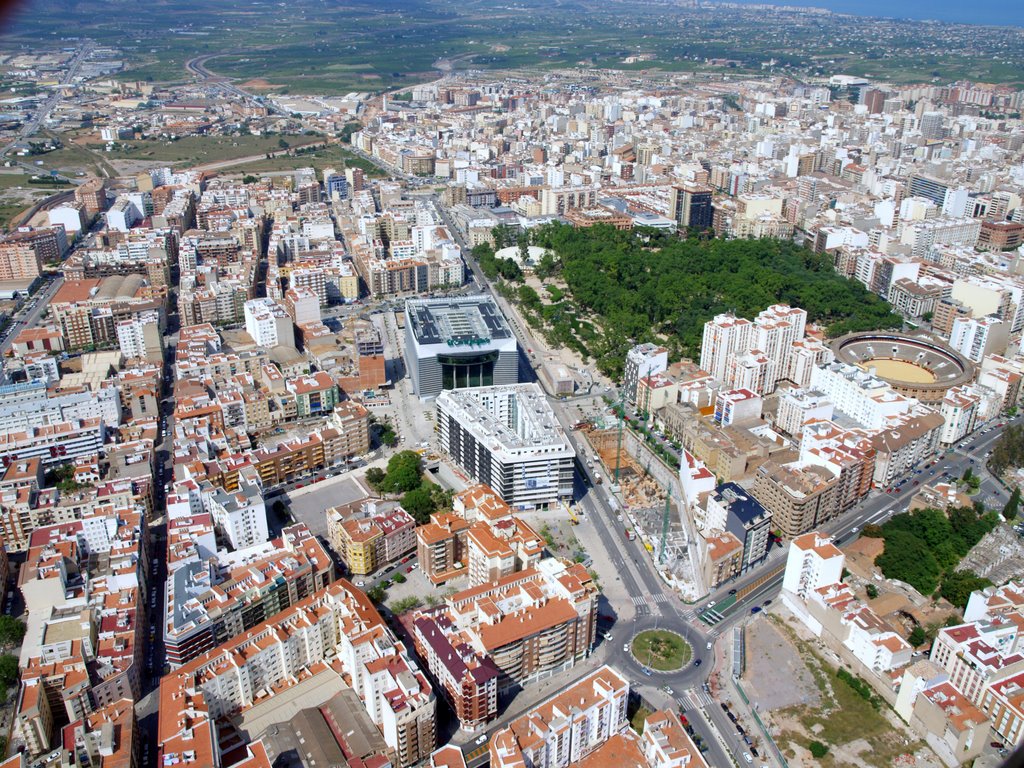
left=857, top=358, right=937, bottom=384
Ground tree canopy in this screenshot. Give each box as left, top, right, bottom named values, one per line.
left=990, top=425, right=1024, bottom=477
left=367, top=451, right=424, bottom=495
left=0, top=654, right=18, bottom=689
left=873, top=505, right=1000, bottom=597
left=516, top=223, right=901, bottom=378
left=0, top=617, right=25, bottom=649
left=940, top=570, right=993, bottom=609
left=366, top=451, right=452, bottom=523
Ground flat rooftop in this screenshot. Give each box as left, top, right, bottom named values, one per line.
left=406, top=294, right=512, bottom=346
left=438, top=383, right=572, bottom=457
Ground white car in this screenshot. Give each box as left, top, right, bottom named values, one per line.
left=356, top=580, right=365, bottom=587
left=706, top=642, right=712, bottom=650
left=475, top=734, right=488, bottom=745
left=743, top=754, right=753, bottom=764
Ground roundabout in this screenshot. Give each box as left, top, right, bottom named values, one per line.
left=629, top=629, right=692, bottom=671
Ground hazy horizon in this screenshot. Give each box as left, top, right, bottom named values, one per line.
left=724, top=0, right=1023, bottom=28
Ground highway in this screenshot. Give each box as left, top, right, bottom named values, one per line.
left=185, top=54, right=287, bottom=115
left=1, top=42, right=92, bottom=161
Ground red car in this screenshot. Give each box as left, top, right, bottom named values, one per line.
left=406, top=566, right=414, bottom=573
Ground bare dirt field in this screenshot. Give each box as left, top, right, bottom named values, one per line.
left=748, top=611, right=939, bottom=768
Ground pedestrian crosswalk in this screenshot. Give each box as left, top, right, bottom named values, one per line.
left=634, top=594, right=671, bottom=606
left=694, top=689, right=715, bottom=709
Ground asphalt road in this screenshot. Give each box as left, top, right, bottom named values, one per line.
left=1, top=42, right=91, bottom=160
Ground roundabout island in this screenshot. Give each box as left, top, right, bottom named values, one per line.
left=629, top=629, right=692, bottom=672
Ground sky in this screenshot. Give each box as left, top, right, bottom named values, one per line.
left=730, top=0, right=1024, bottom=27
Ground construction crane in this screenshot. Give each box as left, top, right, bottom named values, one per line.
left=614, top=391, right=625, bottom=485
left=659, top=487, right=672, bottom=565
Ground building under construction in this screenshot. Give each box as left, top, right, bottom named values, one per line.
left=584, top=427, right=667, bottom=508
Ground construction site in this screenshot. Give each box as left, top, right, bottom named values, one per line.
left=584, top=426, right=669, bottom=508
left=581, top=424, right=700, bottom=594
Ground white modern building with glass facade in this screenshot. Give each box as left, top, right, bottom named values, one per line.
left=405, top=295, right=519, bottom=399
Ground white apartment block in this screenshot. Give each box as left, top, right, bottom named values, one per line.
left=244, top=297, right=295, bottom=348
left=490, top=666, right=629, bottom=768
left=810, top=361, right=914, bottom=430
left=939, top=386, right=980, bottom=445
left=781, top=531, right=845, bottom=599
left=290, top=265, right=329, bottom=305
left=623, top=343, right=669, bottom=404
left=0, top=380, right=121, bottom=434
left=701, top=313, right=752, bottom=382
left=204, top=479, right=269, bottom=550
left=784, top=337, right=835, bottom=388
left=950, top=315, right=1009, bottom=363
left=285, top=286, right=320, bottom=325
left=104, top=196, right=141, bottom=232
left=540, top=184, right=599, bottom=216
left=752, top=305, right=807, bottom=362
left=726, top=349, right=777, bottom=395
left=436, top=384, right=575, bottom=509
left=930, top=621, right=1024, bottom=706
left=0, top=417, right=105, bottom=469
left=700, top=305, right=808, bottom=394
left=775, top=388, right=834, bottom=437
left=900, top=218, right=981, bottom=258
left=115, top=310, right=162, bottom=361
